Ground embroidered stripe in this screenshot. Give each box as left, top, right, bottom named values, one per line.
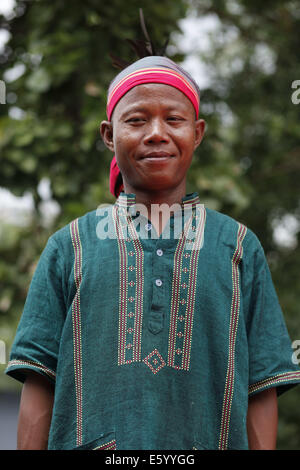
left=117, top=194, right=136, bottom=208
left=128, top=221, right=144, bottom=363
left=70, top=218, right=83, bottom=447
left=167, top=212, right=194, bottom=368
left=7, top=359, right=56, bottom=379
left=218, top=223, right=247, bottom=450
left=93, top=439, right=117, bottom=450
left=249, top=371, right=300, bottom=395
left=113, top=206, right=144, bottom=365
left=181, top=206, right=206, bottom=370
left=182, top=195, right=200, bottom=208
left=167, top=223, right=189, bottom=367
left=113, top=206, right=128, bottom=366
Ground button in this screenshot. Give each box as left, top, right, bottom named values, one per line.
left=155, top=279, right=162, bottom=287
left=156, top=249, right=163, bottom=256
left=145, top=223, right=152, bottom=231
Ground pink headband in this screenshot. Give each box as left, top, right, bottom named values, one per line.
left=107, top=66, right=200, bottom=197
left=107, top=67, right=200, bottom=121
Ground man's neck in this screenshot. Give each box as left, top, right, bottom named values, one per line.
left=123, top=183, right=186, bottom=206
left=122, top=183, right=187, bottom=237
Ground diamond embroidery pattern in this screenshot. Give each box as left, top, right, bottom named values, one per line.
left=143, top=349, right=166, bottom=375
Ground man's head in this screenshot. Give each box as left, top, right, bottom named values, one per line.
left=100, top=56, right=205, bottom=197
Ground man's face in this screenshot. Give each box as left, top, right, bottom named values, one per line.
left=101, top=83, right=205, bottom=194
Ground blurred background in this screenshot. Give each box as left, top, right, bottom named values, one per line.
left=0, top=0, right=300, bottom=450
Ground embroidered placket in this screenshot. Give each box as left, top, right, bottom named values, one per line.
left=114, top=194, right=206, bottom=375
left=112, top=205, right=144, bottom=366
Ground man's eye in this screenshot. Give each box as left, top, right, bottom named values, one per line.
left=167, top=116, right=183, bottom=121
left=126, top=118, right=144, bottom=123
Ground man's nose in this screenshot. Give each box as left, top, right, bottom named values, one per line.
left=143, top=118, right=169, bottom=144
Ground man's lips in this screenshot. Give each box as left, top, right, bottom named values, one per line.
left=139, top=152, right=174, bottom=161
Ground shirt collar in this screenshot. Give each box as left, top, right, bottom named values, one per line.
left=115, top=191, right=201, bottom=209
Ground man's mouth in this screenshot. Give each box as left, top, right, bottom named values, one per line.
left=140, top=152, right=174, bottom=161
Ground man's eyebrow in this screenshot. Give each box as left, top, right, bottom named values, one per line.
left=119, top=107, right=148, bottom=119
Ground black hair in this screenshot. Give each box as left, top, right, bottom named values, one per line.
left=109, top=8, right=169, bottom=71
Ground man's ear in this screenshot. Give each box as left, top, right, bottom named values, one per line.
left=194, top=119, right=206, bottom=150
left=100, top=120, right=114, bottom=152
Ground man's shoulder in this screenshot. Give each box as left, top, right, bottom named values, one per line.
left=205, top=207, right=262, bottom=252
left=48, top=208, right=100, bottom=246
left=205, top=207, right=245, bottom=234
left=205, top=206, right=239, bottom=225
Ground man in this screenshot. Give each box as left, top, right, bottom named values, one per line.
left=5, top=55, right=300, bottom=450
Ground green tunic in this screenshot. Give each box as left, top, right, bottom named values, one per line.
left=5, top=192, right=300, bottom=450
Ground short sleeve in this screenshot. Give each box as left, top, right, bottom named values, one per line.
left=5, top=235, right=66, bottom=384
left=244, top=233, right=300, bottom=397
